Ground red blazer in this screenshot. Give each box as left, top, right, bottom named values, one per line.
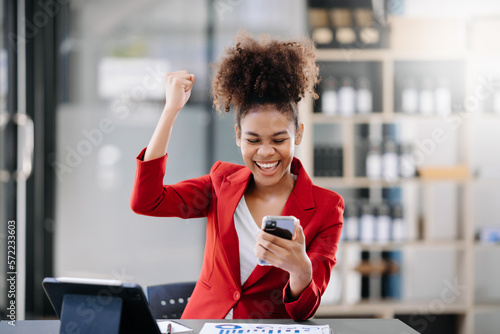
left=130, top=148, right=344, bottom=321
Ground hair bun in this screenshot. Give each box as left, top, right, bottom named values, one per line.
left=212, top=32, right=319, bottom=113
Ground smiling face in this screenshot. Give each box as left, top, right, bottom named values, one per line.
left=236, top=104, right=303, bottom=191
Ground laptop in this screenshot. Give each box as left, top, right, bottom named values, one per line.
left=42, top=277, right=183, bottom=334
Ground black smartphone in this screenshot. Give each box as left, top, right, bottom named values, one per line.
left=257, top=215, right=298, bottom=266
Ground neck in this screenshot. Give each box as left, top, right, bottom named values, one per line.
left=247, top=171, right=296, bottom=200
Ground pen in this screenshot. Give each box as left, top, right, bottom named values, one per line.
left=167, top=322, right=172, bottom=334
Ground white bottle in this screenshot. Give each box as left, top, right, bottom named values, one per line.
left=391, top=204, right=406, bottom=242
left=376, top=203, right=392, bottom=244
left=434, top=76, right=452, bottom=117
left=344, top=203, right=360, bottom=241
left=356, top=77, right=373, bottom=114
left=360, top=203, right=376, bottom=243
left=321, top=77, right=338, bottom=115
left=338, top=76, right=356, bottom=116
left=382, top=139, right=399, bottom=182
left=419, top=77, right=434, bottom=115
left=401, top=77, right=418, bottom=114
left=366, top=142, right=382, bottom=180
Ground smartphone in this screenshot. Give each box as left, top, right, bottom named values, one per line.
left=257, top=215, right=298, bottom=266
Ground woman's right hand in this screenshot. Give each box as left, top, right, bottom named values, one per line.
left=164, top=70, right=196, bottom=114
left=143, top=70, right=195, bottom=161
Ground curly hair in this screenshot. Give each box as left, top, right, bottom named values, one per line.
left=212, top=32, right=319, bottom=129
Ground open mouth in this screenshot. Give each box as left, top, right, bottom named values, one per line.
left=255, top=160, right=280, bottom=173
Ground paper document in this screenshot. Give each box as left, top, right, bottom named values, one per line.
left=199, top=323, right=332, bottom=334
left=157, top=320, right=194, bottom=334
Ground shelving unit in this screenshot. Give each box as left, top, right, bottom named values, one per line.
left=315, top=300, right=470, bottom=318
left=295, top=30, right=500, bottom=334
left=340, top=240, right=467, bottom=250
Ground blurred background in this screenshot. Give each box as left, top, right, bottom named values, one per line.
left=1, top=0, right=500, bottom=333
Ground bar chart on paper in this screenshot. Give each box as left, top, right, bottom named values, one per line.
left=199, top=323, right=332, bottom=334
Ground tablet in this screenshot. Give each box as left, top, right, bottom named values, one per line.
left=42, top=277, right=161, bottom=334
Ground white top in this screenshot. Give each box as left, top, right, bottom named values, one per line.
left=225, top=195, right=260, bottom=319
left=234, top=195, right=260, bottom=285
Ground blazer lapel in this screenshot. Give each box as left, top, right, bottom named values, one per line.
left=242, top=158, right=316, bottom=290
left=217, top=167, right=251, bottom=288
left=282, top=158, right=316, bottom=249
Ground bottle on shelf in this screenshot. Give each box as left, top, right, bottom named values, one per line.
left=360, top=203, right=376, bottom=243
left=313, top=145, right=327, bottom=177
left=353, top=8, right=381, bottom=47
left=401, top=76, right=419, bottom=114
left=376, top=202, right=392, bottom=244
left=382, top=139, right=399, bottom=182
left=434, top=76, right=452, bottom=117
left=308, top=7, right=334, bottom=47
left=368, top=251, right=383, bottom=300
left=356, top=249, right=402, bottom=300
left=338, top=76, right=356, bottom=116
left=313, top=144, right=343, bottom=177
left=419, top=77, right=435, bottom=115
left=399, top=143, right=416, bottom=178
left=366, top=141, right=382, bottom=180
left=330, top=8, right=356, bottom=46
left=344, top=202, right=360, bottom=241
left=356, top=77, right=373, bottom=114
left=391, top=203, right=406, bottom=242
left=333, top=145, right=344, bottom=177
left=360, top=250, right=371, bottom=299
left=381, top=250, right=402, bottom=299
left=321, top=76, right=338, bottom=115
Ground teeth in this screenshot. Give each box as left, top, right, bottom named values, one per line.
left=256, top=161, right=279, bottom=169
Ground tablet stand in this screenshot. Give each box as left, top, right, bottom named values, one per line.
left=59, top=293, right=123, bottom=334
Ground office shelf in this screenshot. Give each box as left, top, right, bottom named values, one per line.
left=473, top=304, right=500, bottom=313
left=315, top=300, right=469, bottom=318
left=311, top=111, right=448, bottom=124
left=313, top=175, right=469, bottom=190
left=312, top=176, right=418, bottom=188
left=315, top=49, right=466, bottom=62
left=474, top=242, right=500, bottom=250
left=295, top=26, right=500, bottom=334
left=340, top=240, right=467, bottom=251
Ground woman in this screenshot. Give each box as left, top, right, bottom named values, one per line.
left=130, top=33, right=344, bottom=321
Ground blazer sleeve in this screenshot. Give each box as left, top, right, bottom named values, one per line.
left=130, top=147, right=218, bottom=219
left=283, top=195, right=344, bottom=321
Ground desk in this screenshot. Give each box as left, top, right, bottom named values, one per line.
left=0, top=318, right=418, bottom=334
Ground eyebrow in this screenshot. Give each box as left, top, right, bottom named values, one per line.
left=244, top=131, right=288, bottom=137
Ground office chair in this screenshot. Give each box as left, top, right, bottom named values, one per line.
left=146, top=282, right=197, bottom=319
